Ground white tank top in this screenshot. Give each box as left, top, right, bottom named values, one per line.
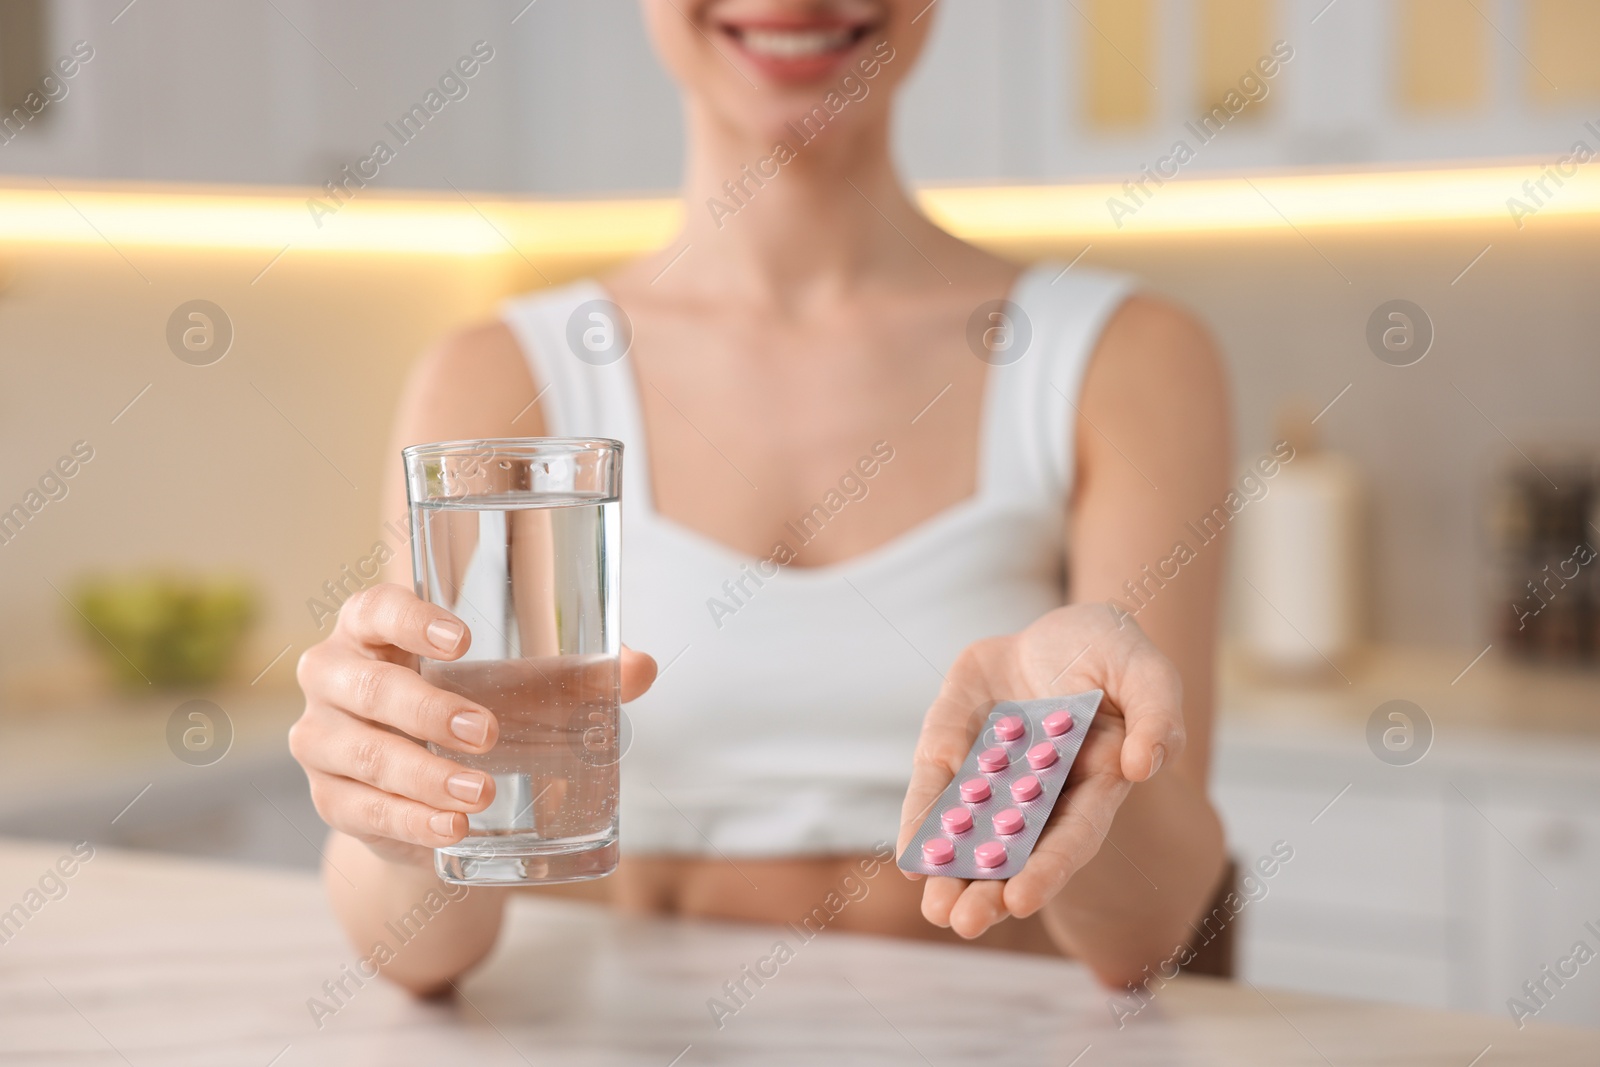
left=502, top=263, right=1135, bottom=856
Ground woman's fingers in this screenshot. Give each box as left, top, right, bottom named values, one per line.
left=897, top=649, right=999, bottom=865
left=898, top=735, right=971, bottom=868
left=1112, top=642, right=1186, bottom=782
left=301, top=649, right=498, bottom=754
left=919, top=875, right=964, bottom=927
left=921, top=875, right=1011, bottom=939
left=947, top=880, right=1010, bottom=939
left=291, top=711, right=496, bottom=815
left=620, top=645, right=657, bottom=702
left=898, top=738, right=964, bottom=864
left=334, top=582, right=472, bottom=661
left=305, top=770, right=471, bottom=849
left=918, top=772, right=1132, bottom=935
left=1002, top=770, right=1131, bottom=918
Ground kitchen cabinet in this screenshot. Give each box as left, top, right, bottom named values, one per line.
left=1474, top=795, right=1600, bottom=1027
left=0, top=691, right=319, bottom=869
left=1214, top=647, right=1600, bottom=1025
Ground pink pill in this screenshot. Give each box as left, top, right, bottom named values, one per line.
left=993, top=715, right=1025, bottom=742
left=978, top=747, right=1010, bottom=773
left=1043, top=710, right=1073, bottom=737
left=941, top=807, right=974, bottom=834
left=1011, top=774, right=1042, bottom=802
left=993, top=808, right=1025, bottom=835
left=959, top=778, right=991, bottom=803
left=975, top=841, right=1007, bottom=868
left=1027, top=742, right=1059, bottom=770
left=922, top=838, right=955, bottom=865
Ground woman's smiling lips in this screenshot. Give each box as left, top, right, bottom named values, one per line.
left=717, top=16, right=877, bottom=84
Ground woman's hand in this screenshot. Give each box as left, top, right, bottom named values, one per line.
left=897, top=602, right=1184, bottom=939
left=290, top=582, right=657, bottom=867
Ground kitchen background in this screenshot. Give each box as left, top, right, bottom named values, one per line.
left=1, top=0, right=1598, bottom=1029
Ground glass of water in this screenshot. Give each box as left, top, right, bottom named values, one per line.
left=402, top=438, right=622, bottom=886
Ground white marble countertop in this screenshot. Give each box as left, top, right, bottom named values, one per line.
left=1219, top=644, right=1600, bottom=745
left=0, top=839, right=1594, bottom=1065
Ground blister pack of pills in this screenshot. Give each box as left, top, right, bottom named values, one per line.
left=898, top=691, right=1103, bottom=880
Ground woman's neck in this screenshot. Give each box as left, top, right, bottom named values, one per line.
left=665, top=104, right=950, bottom=305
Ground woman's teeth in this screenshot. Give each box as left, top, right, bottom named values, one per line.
left=737, top=27, right=854, bottom=58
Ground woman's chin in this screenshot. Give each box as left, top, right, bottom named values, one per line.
left=717, top=104, right=866, bottom=156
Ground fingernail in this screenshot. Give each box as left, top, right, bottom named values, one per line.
left=450, top=710, right=490, bottom=747
left=1150, top=744, right=1166, bottom=777
left=427, top=619, right=464, bottom=652
left=447, top=773, right=485, bottom=804
left=429, top=811, right=457, bottom=836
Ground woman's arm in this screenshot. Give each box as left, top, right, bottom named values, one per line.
left=295, top=325, right=538, bottom=994
left=899, top=295, right=1230, bottom=987
left=1041, top=295, right=1232, bottom=981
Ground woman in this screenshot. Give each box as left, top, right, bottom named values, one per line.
left=289, top=0, right=1230, bottom=993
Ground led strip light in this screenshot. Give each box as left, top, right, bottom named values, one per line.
left=0, top=162, right=1593, bottom=256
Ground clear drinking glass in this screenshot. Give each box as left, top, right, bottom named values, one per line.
left=403, top=438, right=622, bottom=885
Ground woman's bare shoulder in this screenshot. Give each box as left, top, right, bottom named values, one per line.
left=1091, top=293, right=1228, bottom=406
left=396, top=319, right=545, bottom=441
left=1078, top=292, right=1231, bottom=487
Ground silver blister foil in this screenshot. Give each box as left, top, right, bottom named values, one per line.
left=898, top=691, right=1103, bottom=880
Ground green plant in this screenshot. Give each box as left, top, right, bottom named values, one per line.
left=72, top=573, right=257, bottom=691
